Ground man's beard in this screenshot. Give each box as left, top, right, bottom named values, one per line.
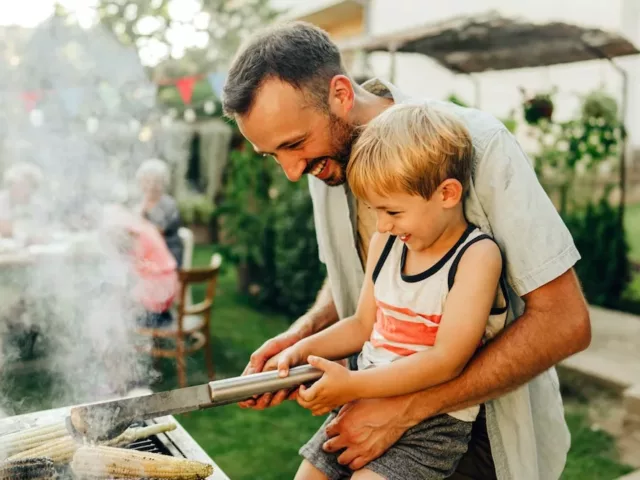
left=319, top=114, right=359, bottom=187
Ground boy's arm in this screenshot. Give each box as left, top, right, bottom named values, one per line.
left=350, top=238, right=503, bottom=399
left=276, top=233, right=389, bottom=373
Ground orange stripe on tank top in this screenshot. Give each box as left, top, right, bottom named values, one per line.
left=376, top=299, right=442, bottom=324
left=374, top=309, right=440, bottom=346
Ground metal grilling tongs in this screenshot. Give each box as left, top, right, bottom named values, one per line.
left=66, top=365, right=322, bottom=442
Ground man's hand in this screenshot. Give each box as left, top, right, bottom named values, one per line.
left=322, top=397, right=415, bottom=470
left=238, top=327, right=304, bottom=410
left=296, top=356, right=354, bottom=416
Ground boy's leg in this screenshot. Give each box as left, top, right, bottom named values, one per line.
left=294, top=459, right=331, bottom=480
left=351, top=468, right=386, bottom=479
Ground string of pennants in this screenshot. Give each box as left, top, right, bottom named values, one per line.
left=17, top=83, right=153, bottom=115
left=16, top=72, right=226, bottom=114
left=156, top=72, right=226, bottom=105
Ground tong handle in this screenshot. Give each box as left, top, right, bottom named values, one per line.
left=208, top=364, right=323, bottom=405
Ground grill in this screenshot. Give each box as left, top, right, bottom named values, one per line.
left=0, top=404, right=229, bottom=479
left=125, top=432, right=173, bottom=455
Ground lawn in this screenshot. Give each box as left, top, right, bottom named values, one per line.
left=0, top=244, right=634, bottom=479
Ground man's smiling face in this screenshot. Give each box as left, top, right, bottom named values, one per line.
left=236, top=77, right=358, bottom=186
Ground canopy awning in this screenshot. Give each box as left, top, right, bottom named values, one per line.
left=338, top=11, right=640, bottom=74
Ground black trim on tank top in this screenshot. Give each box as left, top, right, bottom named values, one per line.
left=372, top=235, right=397, bottom=284
left=447, top=235, right=510, bottom=315
left=400, top=224, right=475, bottom=283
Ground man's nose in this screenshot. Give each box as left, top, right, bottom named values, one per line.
left=279, top=154, right=307, bottom=182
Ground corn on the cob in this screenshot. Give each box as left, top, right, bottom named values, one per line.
left=71, top=445, right=214, bottom=479
left=8, top=423, right=177, bottom=464
left=0, top=423, right=67, bottom=458
left=0, top=457, right=55, bottom=479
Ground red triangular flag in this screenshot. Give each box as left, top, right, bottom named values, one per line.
left=175, top=77, right=198, bottom=105
left=21, top=91, right=43, bottom=111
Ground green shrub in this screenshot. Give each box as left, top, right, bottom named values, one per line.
left=267, top=175, right=326, bottom=318
left=563, top=196, right=631, bottom=308
left=530, top=89, right=630, bottom=308
left=218, top=141, right=325, bottom=319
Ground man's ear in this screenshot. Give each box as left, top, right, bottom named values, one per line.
left=439, top=179, right=463, bottom=207
left=328, top=75, right=354, bottom=116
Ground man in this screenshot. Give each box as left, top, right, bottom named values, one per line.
left=222, top=21, right=591, bottom=480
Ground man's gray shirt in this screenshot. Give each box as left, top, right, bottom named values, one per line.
left=308, top=79, right=579, bottom=480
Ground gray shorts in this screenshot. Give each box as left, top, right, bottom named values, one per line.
left=299, top=412, right=473, bottom=480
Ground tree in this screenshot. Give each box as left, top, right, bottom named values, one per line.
left=93, top=0, right=276, bottom=73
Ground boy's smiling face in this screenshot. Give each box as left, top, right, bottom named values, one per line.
left=366, top=179, right=464, bottom=252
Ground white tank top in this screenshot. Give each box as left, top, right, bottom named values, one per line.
left=357, top=225, right=509, bottom=422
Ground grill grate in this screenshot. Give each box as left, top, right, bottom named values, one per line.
left=124, top=435, right=173, bottom=456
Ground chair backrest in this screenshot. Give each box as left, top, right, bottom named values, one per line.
left=177, top=227, right=195, bottom=305
left=176, top=253, right=222, bottom=331
left=178, top=227, right=194, bottom=269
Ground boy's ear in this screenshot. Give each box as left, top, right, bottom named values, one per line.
left=439, top=179, right=463, bottom=207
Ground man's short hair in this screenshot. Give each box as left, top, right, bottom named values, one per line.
left=347, top=103, right=474, bottom=201
left=223, top=21, right=345, bottom=116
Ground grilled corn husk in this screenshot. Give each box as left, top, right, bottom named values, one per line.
left=71, top=445, right=213, bottom=479
left=0, top=422, right=67, bottom=458
left=8, top=423, right=177, bottom=464
left=0, top=457, right=55, bottom=480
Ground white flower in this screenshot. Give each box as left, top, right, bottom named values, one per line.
left=204, top=101, right=216, bottom=115
left=184, top=109, right=196, bottom=123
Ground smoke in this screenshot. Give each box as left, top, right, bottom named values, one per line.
left=0, top=16, right=170, bottom=414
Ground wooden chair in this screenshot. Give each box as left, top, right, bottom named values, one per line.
left=177, top=227, right=195, bottom=306
left=136, top=253, right=221, bottom=388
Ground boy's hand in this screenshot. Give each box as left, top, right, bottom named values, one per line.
left=275, top=346, right=306, bottom=377
left=297, top=356, right=354, bottom=416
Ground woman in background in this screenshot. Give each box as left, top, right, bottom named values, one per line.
left=0, top=162, right=46, bottom=241
left=101, top=204, right=178, bottom=328
left=135, top=159, right=184, bottom=267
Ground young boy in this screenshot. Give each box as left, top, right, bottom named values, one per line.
left=274, top=103, right=509, bottom=480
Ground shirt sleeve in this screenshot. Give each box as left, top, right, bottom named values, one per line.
left=473, top=130, right=581, bottom=296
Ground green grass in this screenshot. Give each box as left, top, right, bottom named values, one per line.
left=562, top=403, right=634, bottom=480
left=1, top=244, right=634, bottom=479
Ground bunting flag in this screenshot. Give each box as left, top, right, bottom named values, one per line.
left=207, top=72, right=226, bottom=99
left=60, top=87, right=84, bottom=116
left=175, top=76, right=198, bottom=105
left=21, top=91, right=43, bottom=111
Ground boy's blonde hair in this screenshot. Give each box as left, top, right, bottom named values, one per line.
left=347, top=103, right=473, bottom=201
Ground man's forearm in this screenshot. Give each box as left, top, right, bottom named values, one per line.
left=398, top=271, right=590, bottom=424
left=290, top=278, right=339, bottom=338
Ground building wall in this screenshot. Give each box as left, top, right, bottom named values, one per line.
left=275, top=0, right=640, bottom=147
left=363, top=0, right=640, bottom=148
left=325, top=15, right=364, bottom=39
